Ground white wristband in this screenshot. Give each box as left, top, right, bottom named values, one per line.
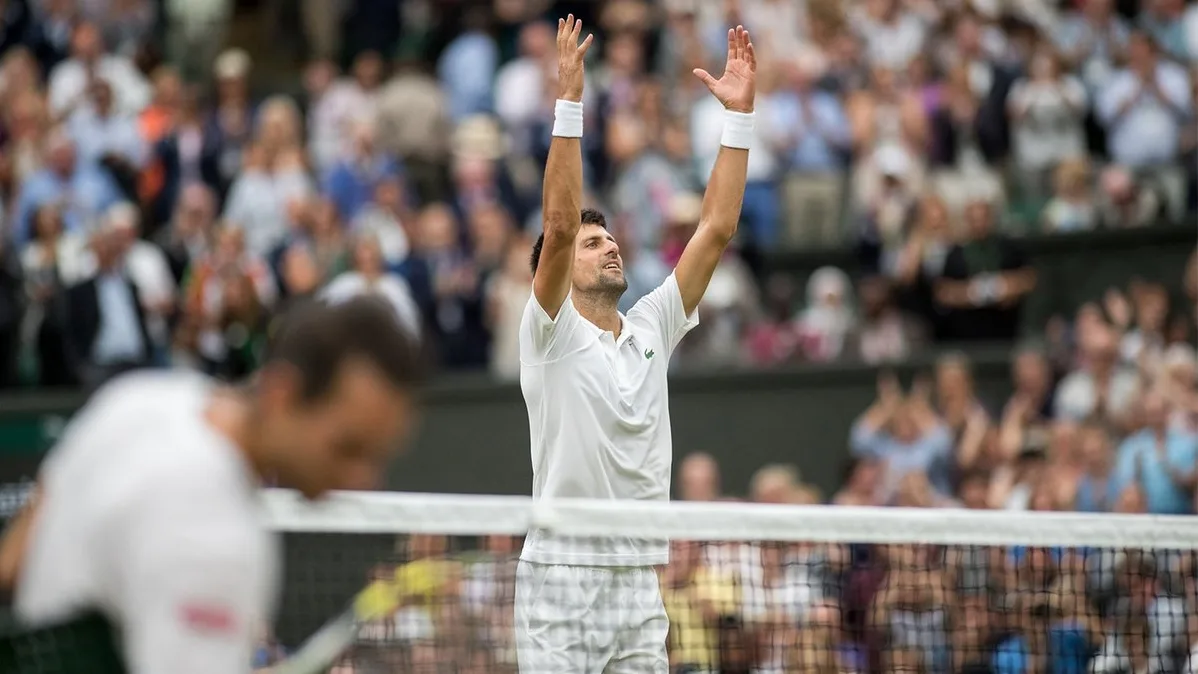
left=552, top=99, right=584, bottom=138
left=720, top=109, right=755, bottom=150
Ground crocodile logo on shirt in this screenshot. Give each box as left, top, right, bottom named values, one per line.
left=644, top=348, right=655, bottom=360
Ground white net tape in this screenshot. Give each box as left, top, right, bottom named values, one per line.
left=262, top=489, right=1198, bottom=549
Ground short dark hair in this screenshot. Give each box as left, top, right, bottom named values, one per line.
left=529, top=208, right=607, bottom=274
left=264, top=296, right=424, bottom=401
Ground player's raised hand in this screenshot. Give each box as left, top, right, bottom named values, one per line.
left=556, top=14, right=593, bottom=103
left=693, top=25, right=757, bottom=113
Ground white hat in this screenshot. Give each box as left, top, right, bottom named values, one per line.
left=214, top=49, right=251, bottom=80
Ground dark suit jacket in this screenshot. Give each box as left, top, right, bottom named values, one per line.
left=50, top=275, right=153, bottom=385
left=150, top=131, right=223, bottom=232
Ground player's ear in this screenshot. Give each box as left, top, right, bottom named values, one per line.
left=255, top=361, right=305, bottom=413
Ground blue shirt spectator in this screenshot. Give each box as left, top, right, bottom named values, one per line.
left=437, top=20, right=498, bottom=122
left=1096, top=34, right=1193, bottom=169
left=13, top=133, right=122, bottom=247
left=764, top=62, right=850, bottom=173
left=851, top=378, right=954, bottom=500
left=65, top=78, right=147, bottom=171
left=322, top=120, right=402, bottom=222
left=1109, top=390, right=1198, bottom=515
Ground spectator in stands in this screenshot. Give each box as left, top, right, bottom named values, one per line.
left=350, top=176, right=412, bottom=268
left=678, top=452, right=722, bottom=502
left=55, top=224, right=153, bottom=389
left=764, top=51, right=851, bottom=247
left=892, top=194, right=954, bottom=341
left=437, top=8, right=497, bottom=124
left=749, top=463, right=803, bottom=505
left=1041, top=157, right=1098, bottom=232
left=493, top=21, right=554, bottom=153
left=1109, top=388, right=1198, bottom=515
left=868, top=543, right=952, bottom=674
left=660, top=538, right=737, bottom=674
left=102, top=203, right=173, bottom=356
left=284, top=197, right=349, bottom=284
left=13, top=128, right=122, bottom=247
left=149, top=84, right=222, bottom=227
left=485, top=233, right=532, bottom=380
left=323, top=117, right=402, bottom=223
left=933, top=352, right=990, bottom=449
left=1097, top=31, right=1192, bottom=211
left=156, top=182, right=216, bottom=284
left=853, top=275, right=921, bottom=365
left=1096, top=163, right=1167, bottom=228
left=1006, top=43, right=1088, bottom=207
left=47, top=22, right=149, bottom=118
left=935, top=196, right=1035, bottom=342
left=1055, top=322, right=1140, bottom=426
left=851, top=372, right=953, bottom=502
left=744, top=273, right=803, bottom=367
left=1074, top=419, right=1117, bottom=512
left=321, top=231, right=421, bottom=339
left=796, top=266, right=856, bottom=363
left=222, top=138, right=312, bottom=258
left=209, top=48, right=257, bottom=192
left=402, top=203, right=487, bottom=369
left=65, top=77, right=147, bottom=186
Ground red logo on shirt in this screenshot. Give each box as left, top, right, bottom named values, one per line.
left=180, top=603, right=238, bottom=635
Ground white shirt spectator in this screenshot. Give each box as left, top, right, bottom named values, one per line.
left=351, top=206, right=410, bottom=266
left=1054, top=11, right=1131, bottom=94
left=1054, top=366, right=1140, bottom=422
left=91, top=271, right=146, bottom=365
left=853, top=7, right=927, bottom=69
left=1008, top=74, right=1088, bottom=171
left=307, top=79, right=377, bottom=173
left=48, top=55, right=151, bottom=117
left=1097, top=62, right=1193, bottom=168
left=494, top=57, right=546, bottom=134
left=222, top=167, right=313, bottom=257
left=321, top=271, right=421, bottom=338
left=67, top=104, right=148, bottom=169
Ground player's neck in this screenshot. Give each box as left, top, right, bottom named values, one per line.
left=574, top=293, right=621, bottom=336
left=204, top=387, right=272, bottom=484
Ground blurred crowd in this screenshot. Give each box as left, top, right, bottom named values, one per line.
left=0, top=0, right=1189, bottom=387
left=267, top=537, right=1198, bottom=674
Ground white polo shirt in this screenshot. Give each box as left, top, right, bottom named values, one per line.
left=518, top=273, right=698, bottom=567
left=15, top=371, right=279, bottom=674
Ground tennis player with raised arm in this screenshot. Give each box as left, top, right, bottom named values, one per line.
left=0, top=297, right=421, bottom=673
left=516, top=16, right=757, bottom=674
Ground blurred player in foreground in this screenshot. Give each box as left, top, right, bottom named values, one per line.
left=0, top=295, right=422, bottom=673
left=517, top=15, right=756, bottom=673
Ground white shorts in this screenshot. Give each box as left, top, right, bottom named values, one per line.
left=514, top=561, right=669, bottom=674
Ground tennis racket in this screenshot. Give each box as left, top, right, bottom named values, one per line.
left=271, top=577, right=402, bottom=674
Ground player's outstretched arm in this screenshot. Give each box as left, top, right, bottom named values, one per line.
left=533, top=15, right=593, bottom=320
left=674, top=26, right=757, bottom=316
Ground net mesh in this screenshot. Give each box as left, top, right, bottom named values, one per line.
left=262, top=492, right=1198, bottom=674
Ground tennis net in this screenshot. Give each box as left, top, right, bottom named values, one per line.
left=265, top=491, right=1198, bottom=674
